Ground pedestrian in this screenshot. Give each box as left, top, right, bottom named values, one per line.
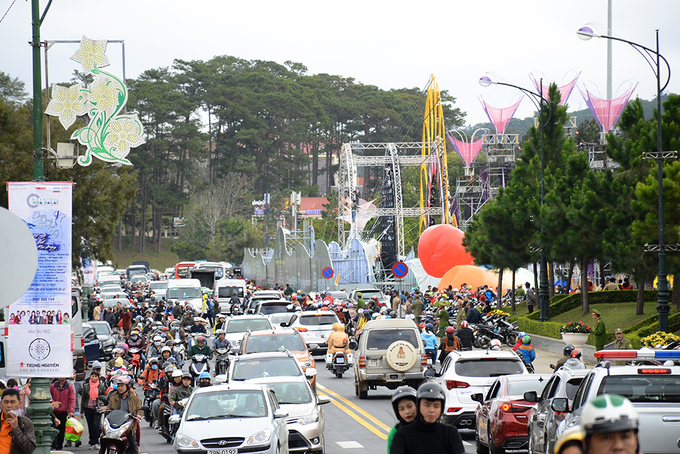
left=82, top=371, right=106, bottom=449
left=386, top=386, right=417, bottom=454
left=411, top=293, right=424, bottom=322
left=455, top=300, right=466, bottom=328
left=591, top=309, right=607, bottom=351
left=435, top=302, right=449, bottom=339
left=356, top=292, right=366, bottom=310
left=602, top=277, right=619, bottom=291
left=465, top=301, right=481, bottom=324
left=420, top=324, right=438, bottom=364
left=50, top=377, right=75, bottom=450
left=455, top=321, right=473, bottom=351
left=620, top=277, right=633, bottom=290
left=390, top=383, right=465, bottom=454
left=525, top=283, right=538, bottom=313
left=0, top=388, right=36, bottom=454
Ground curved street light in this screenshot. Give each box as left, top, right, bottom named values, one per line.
left=479, top=74, right=552, bottom=322
left=578, top=26, right=674, bottom=332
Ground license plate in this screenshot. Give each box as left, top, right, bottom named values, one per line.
left=368, top=358, right=381, bottom=367
left=336, top=358, right=344, bottom=364
left=317, top=331, right=325, bottom=337
left=208, top=449, right=237, bottom=454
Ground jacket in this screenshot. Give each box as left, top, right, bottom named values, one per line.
left=50, top=381, right=75, bottom=414
left=170, top=385, right=193, bottom=404
left=593, top=319, right=607, bottom=350
left=107, top=391, right=142, bottom=433
left=517, top=344, right=536, bottom=363
left=81, top=380, right=107, bottom=413
left=0, top=414, right=36, bottom=454
left=189, top=343, right=211, bottom=357
left=420, top=331, right=438, bottom=350
left=466, top=307, right=482, bottom=324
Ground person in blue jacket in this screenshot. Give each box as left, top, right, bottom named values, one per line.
left=420, top=323, right=438, bottom=365
left=517, top=335, right=536, bottom=366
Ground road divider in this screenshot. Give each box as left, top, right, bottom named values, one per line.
left=317, top=384, right=391, bottom=436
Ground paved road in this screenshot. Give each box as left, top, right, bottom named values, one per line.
left=65, top=346, right=565, bottom=454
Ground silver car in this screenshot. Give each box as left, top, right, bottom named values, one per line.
left=288, top=311, right=340, bottom=354
left=224, top=315, right=273, bottom=350
left=171, top=383, right=289, bottom=454
left=247, top=376, right=330, bottom=453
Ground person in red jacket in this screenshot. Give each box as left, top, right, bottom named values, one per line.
left=50, top=378, right=75, bottom=450
left=119, top=308, right=133, bottom=336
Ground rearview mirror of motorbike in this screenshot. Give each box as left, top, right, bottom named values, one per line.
left=168, top=414, right=181, bottom=425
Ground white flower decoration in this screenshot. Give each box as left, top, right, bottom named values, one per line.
left=44, top=83, right=88, bottom=129
left=70, top=36, right=109, bottom=72
left=88, top=75, right=119, bottom=115
left=104, top=116, right=144, bottom=159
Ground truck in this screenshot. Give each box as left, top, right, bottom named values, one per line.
left=214, top=278, right=247, bottom=314
left=166, top=278, right=204, bottom=313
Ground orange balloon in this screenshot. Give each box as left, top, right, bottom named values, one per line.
left=418, top=225, right=474, bottom=278
left=438, top=265, right=497, bottom=291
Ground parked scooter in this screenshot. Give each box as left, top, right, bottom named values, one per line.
left=98, top=409, right=140, bottom=454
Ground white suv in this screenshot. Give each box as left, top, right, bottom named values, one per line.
left=289, top=311, right=340, bottom=354
left=434, top=349, right=527, bottom=428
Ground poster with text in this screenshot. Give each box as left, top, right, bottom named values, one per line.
left=6, top=182, right=73, bottom=377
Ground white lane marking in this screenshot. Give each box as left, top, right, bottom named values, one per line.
left=336, top=441, right=364, bottom=449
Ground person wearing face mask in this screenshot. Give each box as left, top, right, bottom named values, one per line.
left=81, top=371, right=106, bottom=449
left=147, top=336, right=163, bottom=360
left=0, top=388, right=36, bottom=454
left=387, top=386, right=417, bottom=454
left=126, top=330, right=146, bottom=369
left=137, top=358, right=162, bottom=391
left=106, top=348, right=130, bottom=374
left=102, top=376, right=142, bottom=454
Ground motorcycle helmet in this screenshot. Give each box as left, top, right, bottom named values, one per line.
left=489, top=339, right=502, bottom=351
left=571, top=349, right=582, bottom=359
left=182, top=371, right=192, bottom=379
left=113, top=375, right=131, bottom=385
left=149, top=357, right=159, bottom=364
left=518, top=331, right=527, bottom=340
left=165, top=339, right=173, bottom=347
left=161, top=346, right=172, bottom=354
left=460, top=321, right=469, bottom=328
left=445, top=326, right=455, bottom=335
left=380, top=306, right=389, bottom=314
left=554, top=427, right=583, bottom=454
left=416, top=382, right=446, bottom=420
left=172, top=369, right=183, bottom=378
left=371, top=313, right=379, bottom=319
left=391, top=386, right=418, bottom=424
left=522, top=335, right=531, bottom=344
left=194, top=317, right=202, bottom=322
left=580, top=394, right=638, bottom=437
left=163, top=363, right=175, bottom=373
left=117, top=343, right=129, bottom=353
left=563, top=344, right=575, bottom=357
left=153, top=335, right=162, bottom=345
left=216, top=329, right=225, bottom=336
left=112, top=347, right=124, bottom=357
left=199, top=371, right=210, bottom=380
left=130, top=330, right=139, bottom=337
left=425, top=323, right=433, bottom=332
left=196, top=335, right=205, bottom=343
left=419, top=323, right=426, bottom=331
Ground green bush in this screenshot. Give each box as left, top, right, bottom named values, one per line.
left=518, top=318, right=564, bottom=340
left=525, top=290, right=661, bottom=321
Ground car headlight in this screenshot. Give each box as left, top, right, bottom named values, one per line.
left=298, top=411, right=319, bottom=425
left=103, top=339, right=115, bottom=347
left=247, top=428, right=272, bottom=445
left=176, top=434, right=199, bottom=448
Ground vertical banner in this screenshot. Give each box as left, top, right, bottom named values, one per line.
left=81, top=257, right=96, bottom=287
left=7, top=182, right=73, bottom=377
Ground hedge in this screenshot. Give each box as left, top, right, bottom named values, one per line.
left=525, top=290, right=661, bottom=321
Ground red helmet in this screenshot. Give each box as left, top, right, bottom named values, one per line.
left=460, top=321, right=469, bottom=328
left=341, top=302, right=347, bottom=308
left=445, top=326, right=455, bottom=334
left=419, top=323, right=426, bottom=330
left=372, top=296, right=379, bottom=301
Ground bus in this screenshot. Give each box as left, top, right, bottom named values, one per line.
left=174, top=261, right=196, bottom=279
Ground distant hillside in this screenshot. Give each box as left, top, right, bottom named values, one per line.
left=463, top=94, right=670, bottom=138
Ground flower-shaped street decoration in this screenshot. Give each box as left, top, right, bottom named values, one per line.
left=44, top=83, right=88, bottom=129
left=44, top=35, right=142, bottom=166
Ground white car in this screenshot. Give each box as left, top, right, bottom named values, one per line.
left=171, top=383, right=289, bottom=454
left=434, top=349, right=527, bottom=428
left=223, top=315, right=273, bottom=350
left=288, top=311, right=340, bottom=354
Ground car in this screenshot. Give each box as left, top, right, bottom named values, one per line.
left=473, top=374, right=551, bottom=454
left=223, top=315, right=273, bottom=350
left=554, top=348, right=680, bottom=454
left=103, top=297, right=130, bottom=310
left=246, top=376, right=330, bottom=454
left=171, top=382, right=289, bottom=454
left=434, top=349, right=528, bottom=428
left=288, top=311, right=340, bottom=354
left=246, top=290, right=285, bottom=314
left=87, top=321, right=118, bottom=359
left=326, top=291, right=349, bottom=303
left=81, top=324, right=101, bottom=365
left=348, top=288, right=388, bottom=305
left=149, top=280, right=168, bottom=299
left=130, top=275, right=149, bottom=286
left=227, top=352, right=316, bottom=384
left=257, top=300, right=293, bottom=317
left=525, top=367, right=588, bottom=454
left=270, top=313, right=299, bottom=330
left=240, top=330, right=317, bottom=387
left=353, top=319, right=427, bottom=399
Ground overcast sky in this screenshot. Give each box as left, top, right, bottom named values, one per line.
left=2, top=0, right=678, bottom=127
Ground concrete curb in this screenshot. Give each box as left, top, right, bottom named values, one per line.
left=529, top=333, right=597, bottom=365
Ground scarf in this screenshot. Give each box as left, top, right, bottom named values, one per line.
left=88, top=377, right=100, bottom=402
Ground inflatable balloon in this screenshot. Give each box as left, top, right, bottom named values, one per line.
left=418, top=225, right=474, bottom=278
left=438, top=265, right=497, bottom=291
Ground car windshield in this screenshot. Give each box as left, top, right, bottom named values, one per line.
left=259, top=303, right=289, bottom=315
left=186, top=391, right=267, bottom=419
left=358, top=290, right=382, bottom=299
left=507, top=378, right=548, bottom=398
left=227, top=319, right=272, bottom=334
left=218, top=287, right=244, bottom=298
left=198, top=265, right=224, bottom=278
left=104, top=299, right=128, bottom=309
left=597, top=375, right=680, bottom=403
left=244, top=334, right=307, bottom=354
left=298, top=314, right=338, bottom=326
left=90, top=323, right=111, bottom=335
left=269, top=313, right=296, bottom=325
left=455, top=359, right=524, bottom=377
left=232, top=357, right=303, bottom=381
left=328, top=292, right=348, bottom=299
left=167, top=287, right=202, bottom=299
left=270, top=382, right=313, bottom=404
left=149, top=282, right=167, bottom=290
left=366, top=329, right=419, bottom=350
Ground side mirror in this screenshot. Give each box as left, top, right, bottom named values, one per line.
left=305, top=368, right=317, bottom=378
left=523, top=391, right=539, bottom=403
left=168, top=414, right=181, bottom=424
left=280, top=322, right=288, bottom=328
left=273, top=410, right=288, bottom=419
left=470, top=393, right=484, bottom=403
left=551, top=398, right=570, bottom=413
left=309, top=344, right=319, bottom=351
left=424, top=369, right=436, bottom=378
left=317, top=395, right=331, bottom=405
left=348, top=340, right=358, bottom=350
left=214, top=374, right=227, bottom=384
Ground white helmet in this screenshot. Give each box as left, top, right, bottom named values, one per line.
left=489, top=339, right=502, bottom=350
left=581, top=394, right=639, bottom=437
left=153, top=335, right=162, bottom=342
left=172, top=369, right=183, bottom=378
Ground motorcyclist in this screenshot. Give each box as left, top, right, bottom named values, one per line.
left=455, top=321, right=474, bottom=351
left=137, top=357, right=162, bottom=390
left=147, top=335, right=163, bottom=360
left=213, top=314, right=226, bottom=332
left=517, top=335, right=536, bottom=369
left=126, top=330, right=146, bottom=368
left=102, top=375, right=143, bottom=454
left=420, top=323, right=438, bottom=365
left=390, top=382, right=465, bottom=454
left=580, top=394, right=639, bottom=454
left=180, top=311, right=194, bottom=329
left=211, top=330, right=231, bottom=352
left=550, top=344, right=575, bottom=370
left=229, top=294, right=240, bottom=314
left=189, top=317, right=207, bottom=334
left=168, top=321, right=186, bottom=343
left=196, top=371, right=212, bottom=388
left=561, top=349, right=586, bottom=371
left=325, top=323, right=351, bottom=358
left=189, top=335, right=211, bottom=358
left=157, top=368, right=182, bottom=433
left=106, top=348, right=130, bottom=374
left=159, top=346, right=173, bottom=364
left=169, top=372, right=194, bottom=408
left=512, top=331, right=527, bottom=352
left=387, top=386, right=418, bottom=454
left=438, top=326, right=460, bottom=363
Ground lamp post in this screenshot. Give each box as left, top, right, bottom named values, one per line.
left=479, top=75, right=552, bottom=321
left=578, top=26, right=674, bottom=332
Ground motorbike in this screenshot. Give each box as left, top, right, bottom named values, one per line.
left=142, top=382, right=159, bottom=427
left=172, top=338, right=185, bottom=365
left=521, top=357, right=535, bottom=373
left=214, top=348, right=230, bottom=376
left=189, top=354, right=210, bottom=385
left=98, top=409, right=140, bottom=454
left=129, top=347, right=142, bottom=379
left=325, top=350, right=353, bottom=378
left=167, top=393, right=190, bottom=442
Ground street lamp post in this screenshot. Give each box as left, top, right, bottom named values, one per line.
left=479, top=75, right=552, bottom=321
left=578, top=26, right=675, bottom=332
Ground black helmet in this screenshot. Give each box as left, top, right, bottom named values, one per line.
left=416, top=382, right=446, bottom=421
left=391, top=386, right=417, bottom=423
left=563, top=344, right=575, bottom=357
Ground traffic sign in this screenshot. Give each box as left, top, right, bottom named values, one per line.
left=322, top=267, right=334, bottom=279
left=392, top=261, right=409, bottom=278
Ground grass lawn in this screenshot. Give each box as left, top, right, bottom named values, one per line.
left=112, top=237, right=180, bottom=271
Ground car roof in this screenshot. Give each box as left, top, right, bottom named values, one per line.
left=235, top=351, right=296, bottom=361
left=499, top=373, right=552, bottom=383
left=227, top=315, right=270, bottom=321
left=246, top=329, right=299, bottom=337
left=193, top=382, right=270, bottom=395
left=447, top=350, right=521, bottom=360
left=245, top=375, right=310, bottom=385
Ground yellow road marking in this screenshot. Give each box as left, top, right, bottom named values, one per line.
left=317, top=391, right=388, bottom=440
left=317, top=384, right=391, bottom=432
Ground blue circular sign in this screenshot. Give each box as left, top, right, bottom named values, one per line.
left=322, top=267, right=334, bottom=279
left=392, top=261, right=409, bottom=278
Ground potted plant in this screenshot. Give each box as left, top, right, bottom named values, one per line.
left=640, top=331, right=680, bottom=348
left=560, top=321, right=592, bottom=348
